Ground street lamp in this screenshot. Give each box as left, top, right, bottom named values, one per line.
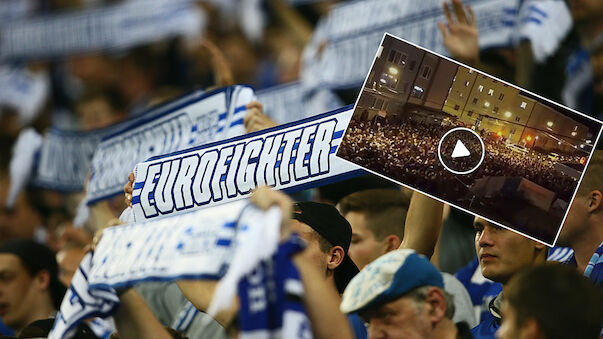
left=547, top=121, right=554, bottom=128
left=389, top=66, right=399, bottom=75
left=504, top=111, right=512, bottom=118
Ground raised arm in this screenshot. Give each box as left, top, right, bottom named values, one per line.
left=399, top=191, right=444, bottom=260
left=113, top=289, right=173, bottom=339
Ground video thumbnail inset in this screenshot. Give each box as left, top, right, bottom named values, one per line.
left=336, top=34, right=603, bottom=245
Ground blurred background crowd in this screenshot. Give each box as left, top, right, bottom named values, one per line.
left=0, top=0, right=602, bottom=338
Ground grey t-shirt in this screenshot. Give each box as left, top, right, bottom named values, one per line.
left=443, top=272, right=478, bottom=328
left=135, top=282, right=228, bottom=339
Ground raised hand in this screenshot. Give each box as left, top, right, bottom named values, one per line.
left=438, top=0, right=479, bottom=66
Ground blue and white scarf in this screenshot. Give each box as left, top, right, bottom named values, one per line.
left=129, top=105, right=364, bottom=222
left=238, top=236, right=312, bottom=339
left=86, top=85, right=255, bottom=205
left=256, top=81, right=343, bottom=124
left=564, top=241, right=603, bottom=287
left=28, top=85, right=253, bottom=194
left=0, top=0, right=204, bottom=61
left=50, top=199, right=283, bottom=339
left=0, top=65, right=49, bottom=125
left=301, top=0, right=569, bottom=92
left=301, top=0, right=520, bottom=91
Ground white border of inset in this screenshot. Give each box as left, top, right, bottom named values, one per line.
left=335, top=32, right=603, bottom=247
left=437, top=127, right=485, bottom=175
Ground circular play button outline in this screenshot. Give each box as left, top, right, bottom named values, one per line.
left=437, top=127, right=485, bottom=175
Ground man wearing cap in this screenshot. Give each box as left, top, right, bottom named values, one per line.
left=0, top=239, right=67, bottom=334
left=341, top=248, right=475, bottom=339
left=289, top=201, right=368, bottom=338
left=290, top=201, right=360, bottom=294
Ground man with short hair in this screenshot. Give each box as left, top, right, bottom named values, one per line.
left=0, top=239, right=66, bottom=334
left=337, top=189, right=410, bottom=270
left=340, top=190, right=477, bottom=327
left=341, top=249, right=475, bottom=339
left=497, top=264, right=603, bottom=339
left=557, top=150, right=603, bottom=286
left=471, top=218, right=548, bottom=338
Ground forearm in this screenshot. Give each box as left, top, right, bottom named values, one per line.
left=175, top=280, right=238, bottom=328
left=399, top=191, right=444, bottom=258
left=293, top=254, right=353, bottom=339
left=114, top=289, right=172, bottom=339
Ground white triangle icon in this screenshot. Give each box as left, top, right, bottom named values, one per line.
left=451, top=140, right=471, bottom=158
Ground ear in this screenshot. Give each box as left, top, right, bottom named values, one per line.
left=326, top=246, right=345, bottom=270
left=587, top=190, right=602, bottom=213
left=35, top=269, right=51, bottom=292
left=425, top=287, right=446, bottom=326
left=382, top=235, right=402, bottom=254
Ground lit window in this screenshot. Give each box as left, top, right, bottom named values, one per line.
left=488, top=89, right=494, bottom=96
left=411, top=86, right=424, bottom=99
left=478, top=85, right=484, bottom=92
left=520, top=101, right=527, bottom=109
left=465, top=80, right=470, bottom=87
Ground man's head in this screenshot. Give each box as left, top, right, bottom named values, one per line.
left=558, top=150, right=602, bottom=246
left=290, top=201, right=359, bottom=293
left=497, top=264, right=603, bottom=339
left=0, top=239, right=66, bottom=333
left=473, top=217, right=546, bottom=285
left=338, top=189, right=410, bottom=270
left=341, top=249, right=455, bottom=339
left=76, top=86, right=126, bottom=131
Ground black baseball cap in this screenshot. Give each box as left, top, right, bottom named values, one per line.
left=292, top=201, right=359, bottom=293
left=0, top=239, right=67, bottom=310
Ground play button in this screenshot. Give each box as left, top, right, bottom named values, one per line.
left=438, top=127, right=485, bottom=174
left=451, top=140, right=471, bottom=158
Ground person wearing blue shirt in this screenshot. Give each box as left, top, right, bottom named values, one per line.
left=557, top=150, right=603, bottom=288
left=470, top=217, right=548, bottom=339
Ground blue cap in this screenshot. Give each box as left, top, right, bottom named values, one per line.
left=340, top=249, right=443, bottom=314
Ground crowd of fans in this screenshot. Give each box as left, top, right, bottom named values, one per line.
left=0, top=0, right=602, bottom=338
left=339, top=117, right=578, bottom=203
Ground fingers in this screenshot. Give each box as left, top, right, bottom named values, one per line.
left=124, top=172, right=135, bottom=207
left=443, top=0, right=472, bottom=27
left=452, top=0, right=468, bottom=25
left=243, top=102, right=276, bottom=133
left=437, top=22, right=448, bottom=39
left=250, top=186, right=293, bottom=239
left=443, top=1, right=453, bottom=26
left=467, top=4, right=476, bottom=26
left=246, top=101, right=263, bottom=111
